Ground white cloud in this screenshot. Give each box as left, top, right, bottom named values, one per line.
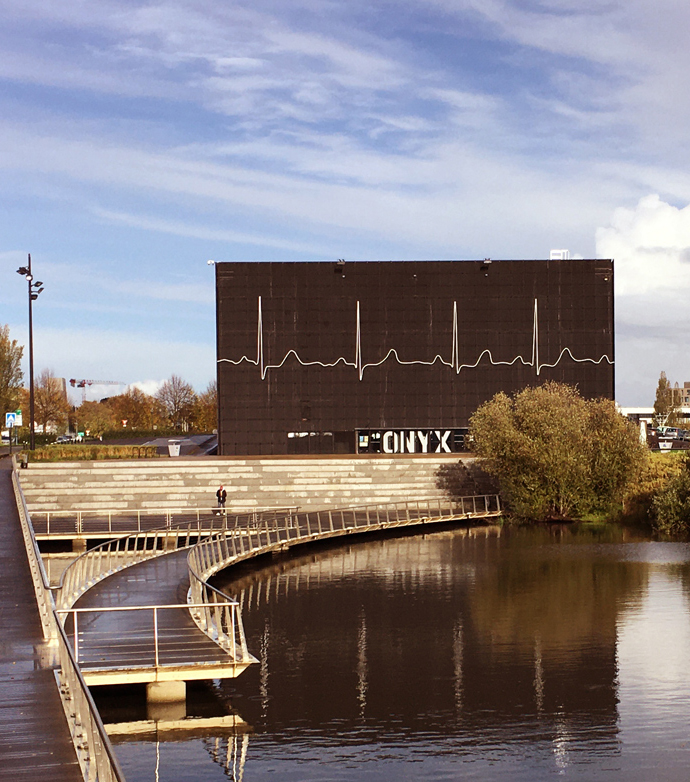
left=130, top=379, right=165, bottom=396
left=596, top=194, right=690, bottom=404
left=597, top=195, right=690, bottom=297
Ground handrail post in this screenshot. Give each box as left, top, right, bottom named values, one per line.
left=73, top=611, right=79, bottom=662
left=153, top=607, right=159, bottom=667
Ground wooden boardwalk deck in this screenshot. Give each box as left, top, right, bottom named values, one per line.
left=0, top=458, right=82, bottom=782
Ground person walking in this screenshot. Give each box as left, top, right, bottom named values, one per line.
left=216, top=484, right=227, bottom=513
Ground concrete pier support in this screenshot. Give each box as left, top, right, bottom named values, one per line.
left=146, top=680, right=186, bottom=721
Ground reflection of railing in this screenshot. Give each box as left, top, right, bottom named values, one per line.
left=11, top=458, right=125, bottom=782
left=57, top=603, right=249, bottom=669
left=189, top=496, right=501, bottom=599
left=31, top=506, right=299, bottom=536
left=204, top=733, right=250, bottom=782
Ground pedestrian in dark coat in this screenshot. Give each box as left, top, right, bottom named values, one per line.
left=216, top=484, right=227, bottom=510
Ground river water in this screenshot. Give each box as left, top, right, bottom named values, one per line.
left=101, top=523, right=690, bottom=781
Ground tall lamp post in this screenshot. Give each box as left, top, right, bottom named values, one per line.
left=16, top=254, right=44, bottom=451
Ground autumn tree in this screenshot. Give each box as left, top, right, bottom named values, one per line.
left=155, top=374, right=197, bottom=431
left=34, top=369, right=71, bottom=433
left=0, top=325, right=24, bottom=416
left=75, top=400, right=116, bottom=437
left=104, top=387, right=162, bottom=430
left=469, top=382, right=648, bottom=521
left=192, top=380, right=217, bottom=432
left=652, top=455, right=690, bottom=533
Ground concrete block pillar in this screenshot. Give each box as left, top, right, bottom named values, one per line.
left=146, top=680, right=186, bottom=721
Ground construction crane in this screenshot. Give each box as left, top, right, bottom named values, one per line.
left=69, top=379, right=126, bottom=403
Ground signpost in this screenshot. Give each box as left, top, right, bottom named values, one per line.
left=4, top=410, right=22, bottom=454
left=5, top=412, right=15, bottom=455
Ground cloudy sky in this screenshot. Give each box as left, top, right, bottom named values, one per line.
left=0, top=0, right=688, bottom=405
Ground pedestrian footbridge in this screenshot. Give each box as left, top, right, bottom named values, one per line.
left=8, top=454, right=501, bottom=780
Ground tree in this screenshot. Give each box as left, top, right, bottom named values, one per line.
left=0, top=325, right=24, bottom=417
left=155, top=374, right=197, bottom=431
left=104, top=387, right=162, bottom=430
left=652, top=456, right=690, bottom=533
left=192, top=380, right=217, bottom=433
left=653, top=371, right=681, bottom=427
left=469, top=382, right=648, bottom=521
left=75, top=400, right=116, bottom=437
left=34, top=369, right=71, bottom=433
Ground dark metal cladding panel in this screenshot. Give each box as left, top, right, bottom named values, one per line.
left=216, top=260, right=614, bottom=455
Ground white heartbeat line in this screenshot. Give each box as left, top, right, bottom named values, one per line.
left=218, top=297, right=614, bottom=381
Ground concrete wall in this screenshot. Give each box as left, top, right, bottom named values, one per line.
left=19, top=455, right=468, bottom=513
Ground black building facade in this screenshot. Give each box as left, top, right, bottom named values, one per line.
left=216, top=260, right=614, bottom=455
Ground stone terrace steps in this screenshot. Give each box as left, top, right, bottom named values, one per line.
left=20, top=455, right=465, bottom=513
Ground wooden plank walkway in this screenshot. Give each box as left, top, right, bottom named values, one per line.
left=0, top=458, right=82, bottom=782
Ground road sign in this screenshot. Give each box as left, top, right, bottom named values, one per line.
left=14, top=410, right=22, bottom=427
left=5, top=412, right=16, bottom=428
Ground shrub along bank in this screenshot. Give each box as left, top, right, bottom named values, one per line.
left=469, top=382, right=647, bottom=522
left=25, top=444, right=159, bottom=461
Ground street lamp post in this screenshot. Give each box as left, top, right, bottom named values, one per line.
left=16, top=254, right=44, bottom=451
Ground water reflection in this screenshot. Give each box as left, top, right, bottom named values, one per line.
left=108, top=524, right=690, bottom=781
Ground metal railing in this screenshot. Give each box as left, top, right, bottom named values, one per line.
left=54, top=516, right=228, bottom=613
left=31, top=506, right=299, bottom=536
left=57, top=603, right=249, bottom=669
left=188, top=494, right=501, bottom=604
left=11, top=459, right=58, bottom=643
left=11, top=457, right=125, bottom=782
left=54, top=621, right=126, bottom=782
left=53, top=513, right=256, bottom=669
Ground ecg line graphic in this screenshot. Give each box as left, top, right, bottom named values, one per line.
left=218, top=296, right=614, bottom=380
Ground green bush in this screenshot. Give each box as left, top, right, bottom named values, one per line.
left=621, top=452, right=686, bottom=523
left=651, top=456, right=690, bottom=533
left=26, top=444, right=159, bottom=461
left=470, top=382, right=648, bottom=522
left=100, top=428, right=179, bottom=440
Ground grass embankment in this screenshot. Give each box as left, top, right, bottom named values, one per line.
left=25, top=444, right=159, bottom=462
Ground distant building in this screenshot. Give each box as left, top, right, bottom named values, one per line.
left=215, top=259, right=614, bottom=455
left=669, top=381, right=690, bottom=407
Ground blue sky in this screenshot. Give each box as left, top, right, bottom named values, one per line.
left=1, top=0, right=689, bottom=405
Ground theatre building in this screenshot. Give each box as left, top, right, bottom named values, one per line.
left=215, top=259, right=614, bottom=456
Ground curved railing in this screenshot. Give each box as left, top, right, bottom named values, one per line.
left=53, top=509, right=296, bottom=613
left=11, top=458, right=125, bottom=782
left=54, top=520, right=205, bottom=613
left=188, top=495, right=501, bottom=627
left=52, top=512, right=270, bottom=671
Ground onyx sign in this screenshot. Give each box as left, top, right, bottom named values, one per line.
left=357, top=429, right=467, bottom=454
